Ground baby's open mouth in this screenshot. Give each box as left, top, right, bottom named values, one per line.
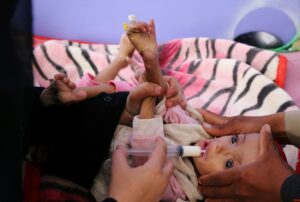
left=198, top=140, right=210, bottom=160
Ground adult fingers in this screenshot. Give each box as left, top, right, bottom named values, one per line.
left=180, top=98, right=188, bottom=108
left=165, top=76, right=179, bottom=98
left=111, top=145, right=130, bottom=171
left=146, top=137, right=168, bottom=168
left=166, top=95, right=187, bottom=109
left=258, top=124, right=275, bottom=157
left=165, top=77, right=186, bottom=108
left=129, top=82, right=162, bottom=100
left=200, top=185, right=235, bottom=198
left=205, top=198, right=238, bottom=202
left=199, top=169, right=237, bottom=186
left=198, top=109, right=228, bottom=125
left=202, top=123, right=235, bottom=137
left=198, top=109, right=235, bottom=136
left=162, top=160, right=174, bottom=180
left=126, top=82, right=162, bottom=115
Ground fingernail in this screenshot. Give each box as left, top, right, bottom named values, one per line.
left=198, top=179, right=202, bottom=185
left=166, top=102, right=173, bottom=108
left=155, top=86, right=162, bottom=94
left=203, top=123, right=212, bottom=129
left=263, top=124, right=271, bottom=133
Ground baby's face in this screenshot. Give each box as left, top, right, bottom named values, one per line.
left=193, top=133, right=260, bottom=175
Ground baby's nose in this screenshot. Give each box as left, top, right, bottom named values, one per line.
left=215, top=144, right=223, bottom=153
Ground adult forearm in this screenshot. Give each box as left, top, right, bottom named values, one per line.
left=261, top=112, right=289, bottom=144
left=284, top=110, right=300, bottom=147
left=262, top=110, right=300, bottom=146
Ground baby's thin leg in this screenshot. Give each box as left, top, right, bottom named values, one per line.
left=127, top=20, right=168, bottom=119
left=126, top=19, right=167, bottom=94
left=127, top=20, right=167, bottom=119
left=95, top=34, right=134, bottom=83
left=139, top=97, right=156, bottom=119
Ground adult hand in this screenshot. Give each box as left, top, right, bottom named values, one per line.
left=163, top=75, right=187, bottom=108
left=198, top=124, right=294, bottom=202
left=108, top=137, right=173, bottom=202
left=199, top=109, right=271, bottom=137
left=125, top=82, right=162, bottom=116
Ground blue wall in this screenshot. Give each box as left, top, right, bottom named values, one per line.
left=33, top=0, right=299, bottom=44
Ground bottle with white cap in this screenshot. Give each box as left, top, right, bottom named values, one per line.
left=128, top=14, right=137, bottom=24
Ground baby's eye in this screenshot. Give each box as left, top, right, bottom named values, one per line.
left=231, top=135, right=238, bottom=144
left=225, top=159, right=234, bottom=169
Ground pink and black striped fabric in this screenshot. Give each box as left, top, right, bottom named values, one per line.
left=32, top=36, right=299, bottom=169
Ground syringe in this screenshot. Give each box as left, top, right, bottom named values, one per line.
left=128, top=145, right=205, bottom=157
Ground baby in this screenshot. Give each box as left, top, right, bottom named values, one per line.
left=115, top=19, right=287, bottom=202
left=41, top=19, right=287, bottom=202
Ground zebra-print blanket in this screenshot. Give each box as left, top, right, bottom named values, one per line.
left=33, top=37, right=299, bottom=168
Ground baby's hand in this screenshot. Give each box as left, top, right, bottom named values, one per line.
left=40, top=74, right=86, bottom=106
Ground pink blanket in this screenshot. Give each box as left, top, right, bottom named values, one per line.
left=33, top=37, right=299, bottom=170
left=33, top=37, right=295, bottom=115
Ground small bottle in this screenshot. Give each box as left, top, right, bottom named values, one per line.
left=128, top=14, right=137, bottom=24
left=123, top=14, right=137, bottom=31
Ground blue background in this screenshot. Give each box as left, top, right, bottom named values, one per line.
left=32, top=0, right=299, bottom=44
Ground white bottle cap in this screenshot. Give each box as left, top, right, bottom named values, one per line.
left=181, top=146, right=202, bottom=157
left=128, top=14, right=137, bottom=23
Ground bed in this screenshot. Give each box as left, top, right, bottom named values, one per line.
left=24, top=35, right=300, bottom=202
left=26, top=1, right=300, bottom=201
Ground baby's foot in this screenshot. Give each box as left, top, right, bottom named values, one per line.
left=40, top=74, right=87, bottom=106
left=125, top=19, right=158, bottom=61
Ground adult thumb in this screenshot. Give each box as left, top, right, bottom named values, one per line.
left=111, top=145, right=130, bottom=172
left=258, top=124, right=275, bottom=157
left=129, top=82, right=162, bottom=101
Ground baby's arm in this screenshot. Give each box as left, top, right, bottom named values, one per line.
left=74, top=84, right=115, bottom=100
left=94, top=34, right=134, bottom=83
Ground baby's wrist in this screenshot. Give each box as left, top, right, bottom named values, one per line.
left=115, top=55, right=129, bottom=65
